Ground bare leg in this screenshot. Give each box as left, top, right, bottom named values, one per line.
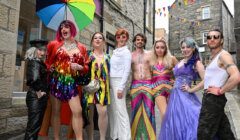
left=86, top=104, right=94, bottom=140
left=50, top=95, right=61, bottom=140
left=68, top=95, right=83, bottom=140
left=96, top=104, right=108, bottom=140
left=155, top=95, right=167, bottom=118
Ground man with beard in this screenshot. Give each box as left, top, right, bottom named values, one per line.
left=198, top=29, right=240, bottom=140
left=130, top=33, right=156, bottom=140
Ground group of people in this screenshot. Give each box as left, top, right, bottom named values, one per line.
left=24, top=19, right=240, bottom=140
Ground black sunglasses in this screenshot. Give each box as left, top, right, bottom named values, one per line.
left=206, top=35, right=220, bottom=40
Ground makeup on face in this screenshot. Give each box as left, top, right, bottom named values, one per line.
left=61, top=25, right=71, bottom=39
left=180, top=42, right=195, bottom=58
left=155, top=42, right=166, bottom=56
left=92, top=34, right=104, bottom=48
left=116, top=34, right=127, bottom=40
left=94, top=35, right=103, bottom=40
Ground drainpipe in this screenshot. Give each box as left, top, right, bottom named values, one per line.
left=153, top=0, right=155, bottom=44
left=143, top=0, right=146, bottom=34
left=100, top=0, right=104, bottom=32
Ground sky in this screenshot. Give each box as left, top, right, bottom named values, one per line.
left=155, top=0, right=175, bottom=32
left=155, top=0, right=235, bottom=32
left=223, top=0, right=234, bottom=16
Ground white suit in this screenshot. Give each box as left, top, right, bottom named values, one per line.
left=109, top=46, right=131, bottom=140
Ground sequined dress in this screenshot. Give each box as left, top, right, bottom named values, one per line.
left=87, top=51, right=110, bottom=105
left=49, top=48, right=85, bottom=101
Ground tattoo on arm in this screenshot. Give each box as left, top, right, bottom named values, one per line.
left=225, top=64, right=236, bottom=70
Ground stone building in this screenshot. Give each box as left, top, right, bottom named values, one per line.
left=0, top=0, right=154, bottom=137
left=155, top=28, right=168, bottom=41
left=168, top=0, right=236, bottom=64
left=235, top=0, right=240, bottom=68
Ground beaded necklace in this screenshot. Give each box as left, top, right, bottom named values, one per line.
left=64, top=42, right=77, bottom=51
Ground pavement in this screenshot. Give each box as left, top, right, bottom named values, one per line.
left=8, top=89, right=240, bottom=140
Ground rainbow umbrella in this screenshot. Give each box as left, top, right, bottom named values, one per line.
left=36, top=0, right=96, bottom=31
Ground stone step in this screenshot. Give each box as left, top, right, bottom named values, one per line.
left=12, top=92, right=27, bottom=106
left=12, top=92, right=27, bottom=97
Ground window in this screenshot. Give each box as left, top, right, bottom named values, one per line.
left=202, top=32, right=208, bottom=44
left=106, top=32, right=115, bottom=55
left=202, top=6, right=210, bottom=19
left=14, top=0, right=56, bottom=92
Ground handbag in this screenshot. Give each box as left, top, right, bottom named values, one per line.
left=83, top=79, right=100, bottom=94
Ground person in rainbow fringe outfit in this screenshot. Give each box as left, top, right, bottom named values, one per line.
left=130, top=33, right=156, bottom=140
left=150, top=39, right=178, bottom=118
left=39, top=20, right=90, bottom=140
left=86, top=32, right=110, bottom=140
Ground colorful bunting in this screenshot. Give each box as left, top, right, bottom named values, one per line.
left=183, top=0, right=188, bottom=5
left=155, top=0, right=206, bottom=27
left=168, top=13, right=202, bottom=27
left=155, top=0, right=204, bottom=15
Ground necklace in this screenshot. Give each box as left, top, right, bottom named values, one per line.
left=209, top=49, right=222, bottom=61
left=64, top=42, right=76, bottom=51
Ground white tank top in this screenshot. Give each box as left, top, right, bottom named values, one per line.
left=204, top=51, right=229, bottom=89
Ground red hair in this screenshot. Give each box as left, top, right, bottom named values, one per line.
left=56, top=20, right=77, bottom=41
left=115, top=28, right=129, bottom=40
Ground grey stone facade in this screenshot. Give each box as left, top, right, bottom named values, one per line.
left=169, top=0, right=236, bottom=64
left=235, top=0, right=240, bottom=68
left=103, top=0, right=154, bottom=50
left=0, top=0, right=28, bottom=137
left=0, top=0, right=37, bottom=137
left=0, top=0, right=153, bottom=137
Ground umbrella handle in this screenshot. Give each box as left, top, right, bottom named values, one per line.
left=65, top=5, right=67, bottom=20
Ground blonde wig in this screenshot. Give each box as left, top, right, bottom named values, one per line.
left=151, top=39, right=174, bottom=69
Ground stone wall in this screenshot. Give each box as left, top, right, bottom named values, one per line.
left=78, top=0, right=154, bottom=50
left=235, top=0, right=240, bottom=68
left=0, top=0, right=28, bottom=137
left=78, top=17, right=101, bottom=49
left=169, top=0, right=222, bottom=60
left=103, top=0, right=153, bottom=50
left=222, top=2, right=236, bottom=53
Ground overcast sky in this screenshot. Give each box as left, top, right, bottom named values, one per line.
left=155, top=0, right=175, bottom=31
left=223, top=0, right=234, bottom=16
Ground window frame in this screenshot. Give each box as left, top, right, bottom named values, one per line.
left=202, top=31, right=208, bottom=44
left=202, top=6, right=210, bottom=20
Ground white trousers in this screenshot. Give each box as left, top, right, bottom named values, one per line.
left=108, top=77, right=131, bottom=140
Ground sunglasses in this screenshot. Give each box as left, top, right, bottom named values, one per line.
left=206, top=35, right=220, bottom=40
left=116, top=35, right=127, bottom=40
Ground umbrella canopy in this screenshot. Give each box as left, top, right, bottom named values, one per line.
left=36, top=0, right=95, bottom=31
